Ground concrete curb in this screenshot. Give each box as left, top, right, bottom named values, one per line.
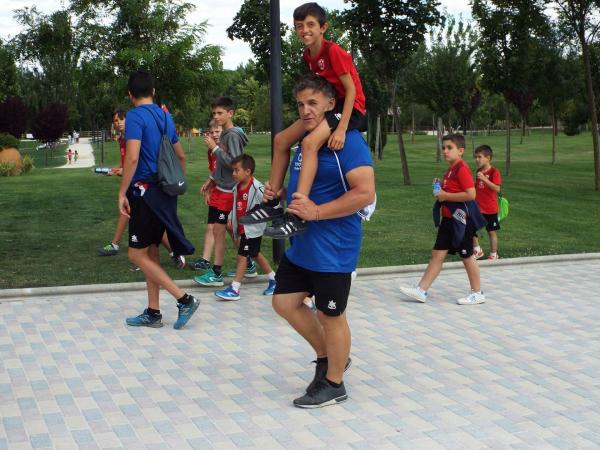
left=1, top=253, right=599, bottom=301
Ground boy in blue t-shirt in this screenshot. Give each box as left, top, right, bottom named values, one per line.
left=118, top=70, right=199, bottom=330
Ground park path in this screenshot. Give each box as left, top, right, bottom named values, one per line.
left=0, top=258, right=599, bottom=448
left=58, top=137, right=95, bottom=169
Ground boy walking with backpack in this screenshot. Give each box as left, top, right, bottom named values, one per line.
left=214, top=154, right=276, bottom=301
left=241, top=2, right=367, bottom=239
left=472, top=145, right=502, bottom=260
left=118, top=70, right=199, bottom=329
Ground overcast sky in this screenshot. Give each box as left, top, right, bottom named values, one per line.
left=0, top=0, right=471, bottom=69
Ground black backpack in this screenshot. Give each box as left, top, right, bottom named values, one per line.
left=145, top=106, right=187, bottom=196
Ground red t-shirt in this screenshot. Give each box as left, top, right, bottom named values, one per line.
left=235, top=179, right=253, bottom=235
left=207, top=149, right=217, bottom=173
left=475, top=166, right=502, bottom=214
left=441, top=159, right=474, bottom=218
left=119, top=135, right=126, bottom=166
left=303, top=39, right=366, bottom=114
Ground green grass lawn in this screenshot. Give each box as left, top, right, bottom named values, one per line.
left=1, top=130, right=599, bottom=289
left=18, top=141, right=68, bottom=168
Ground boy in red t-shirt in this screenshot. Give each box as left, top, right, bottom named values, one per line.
left=399, top=134, right=485, bottom=306
left=472, top=145, right=502, bottom=260
left=240, top=2, right=367, bottom=238
left=214, top=155, right=276, bottom=301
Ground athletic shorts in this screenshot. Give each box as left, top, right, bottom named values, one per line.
left=325, top=100, right=367, bottom=132
left=207, top=206, right=229, bottom=225
left=273, top=254, right=351, bottom=316
left=237, top=234, right=262, bottom=258
left=208, top=188, right=233, bottom=212
left=433, top=218, right=475, bottom=259
left=482, top=213, right=500, bottom=232
left=127, top=193, right=165, bottom=249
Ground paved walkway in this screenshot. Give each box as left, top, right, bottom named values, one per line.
left=59, top=138, right=95, bottom=169
left=1, top=259, right=599, bottom=449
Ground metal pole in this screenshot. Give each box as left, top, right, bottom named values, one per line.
left=101, top=130, right=105, bottom=164
left=270, top=0, right=285, bottom=263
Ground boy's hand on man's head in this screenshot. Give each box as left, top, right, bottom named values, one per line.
left=328, top=128, right=347, bottom=151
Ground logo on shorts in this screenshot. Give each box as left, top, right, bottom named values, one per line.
left=318, top=58, right=325, bottom=70
left=461, top=249, right=467, bottom=255
left=219, top=213, right=225, bottom=220
left=328, top=300, right=336, bottom=310
left=243, top=245, right=249, bottom=251
left=493, top=222, right=497, bottom=226
left=131, top=235, right=138, bottom=243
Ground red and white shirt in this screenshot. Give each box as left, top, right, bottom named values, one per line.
left=441, top=159, right=474, bottom=218
left=475, top=166, right=502, bottom=214
left=119, top=135, right=126, bottom=166
left=235, top=178, right=253, bottom=235
left=303, top=39, right=366, bottom=114
left=207, top=149, right=217, bottom=173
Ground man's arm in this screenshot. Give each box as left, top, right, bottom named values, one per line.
left=118, top=139, right=141, bottom=217
left=287, top=165, right=375, bottom=220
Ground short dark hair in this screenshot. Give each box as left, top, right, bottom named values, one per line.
left=293, top=73, right=336, bottom=99
left=442, top=133, right=466, bottom=150
left=127, top=70, right=154, bottom=99
left=475, top=144, right=493, bottom=159
left=113, top=109, right=126, bottom=120
left=231, top=154, right=255, bottom=174
left=211, top=97, right=235, bottom=111
left=294, top=2, right=327, bottom=26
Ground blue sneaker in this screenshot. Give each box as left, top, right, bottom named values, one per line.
left=189, top=258, right=211, bottom=271
left=263, top=279, right=276, bottom=295
left=225, top=261, right=258, bottom=278
left=173, top=296, right=200, bottom=329
left=215, top=285, right=241, bottom=301
left=126, top=309, right=163, bottom=328
left=193, top=269, right=224, bottom=287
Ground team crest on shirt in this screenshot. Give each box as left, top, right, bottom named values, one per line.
left=243, top=193, right=248, bottom=200
left=318, top=58, right=326, bottom=70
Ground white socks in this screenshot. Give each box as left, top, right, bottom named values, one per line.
left=232, top=281, right=241, bottom=292
left=267, top=271, right=276, bottom=281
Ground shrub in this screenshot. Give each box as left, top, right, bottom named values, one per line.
left=21, top=154, right=34, bottom=174
left=0, top=161, right=15, bottom=176
left=0, top=132, right=19, bottom=150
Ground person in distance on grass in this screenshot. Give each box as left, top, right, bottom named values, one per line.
left=472, top=145, right=502, bottom=260
left=193, top=97, right=249, bottom=287
left=399, top=134, right=487, bottom=306
left=214, top=154, right=276, bottom=301
left=240, top=2, right=367, bottom=239
left=270, top=74, right=375, bottom=408
left=119, top=70, right=198, bottom=329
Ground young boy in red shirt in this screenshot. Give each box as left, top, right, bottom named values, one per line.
left=472, top=145, right=502, bottom=260
left=241, top=2, right=367, bottom=238
left=399, top=134, right=486, bottom=306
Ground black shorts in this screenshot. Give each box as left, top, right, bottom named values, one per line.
left=273, top=255, right=351, bottom=316
left=207, top=206, right=229, bottom=225
left=325, top=100, right=367, bottom=132
left=128, top=193, right=165, bottom=249
left=433, top=218, right=475, bottom=259
left=237, top=234, right=262, bottom=258
left=482, top=213, right=500, bottom=232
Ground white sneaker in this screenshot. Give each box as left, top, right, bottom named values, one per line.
left=457, top=291, right=486, bottom=305
left=399, top=285, right=427, bottom=303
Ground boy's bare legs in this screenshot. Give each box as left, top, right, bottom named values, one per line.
left=273, top=293, right=326, bottom=357
left=128, top=246, right=185, bottom=301
left=212, top=223, right=226, bottom=268
left=144, top=245, right=161, bottom=310
left=202, top=223, right=215, bottom=261
left=112, top=213, right=128, bottom=247
left=488, top=230, right=498, bottom=254
left=161, top=232, right=171, bottom=253
left=462, top=256, right=481, bottom=292
left=254, top=252, right=273, bottom=274
left=270, top=119, right=306, bottom=195
left=317, top=312, right=351, bottom=384
left=233, top=255, right=248, bottom=283
left=418, top=250, right=448, bottom=291
left=295, top=119, right=332, bottom=196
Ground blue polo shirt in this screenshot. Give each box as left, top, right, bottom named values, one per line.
left=124, top=104, right=178, bottom=183
left=285, top=129, right=373, bottom=273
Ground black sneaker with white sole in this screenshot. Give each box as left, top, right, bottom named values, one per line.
left=306, top=357, right=352, bottom=393
left=264, top=213, right=307, bottom=239
left=239, top=199, right=284, bottom=224
left=293, top=378, right=348, bottom=408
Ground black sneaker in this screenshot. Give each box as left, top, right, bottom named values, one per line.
left=264, top=213, right=307, bottom=239
left=293, top=378, right=348, bottom=409
left=306, top=357, right=352, bottom=393
left=239, top=200, right=284, bottom=224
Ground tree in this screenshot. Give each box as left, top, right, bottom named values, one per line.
left=32, top=102, right=69, bottom=144
left=343, top=0, right=441, bottom=185
left=0, top=97, right=30, bottom=138
left=0, top=41, right=19, bottom=101
left=555, top=0, right=600, bottom=190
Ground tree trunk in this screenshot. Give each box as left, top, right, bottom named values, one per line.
left=375, top=115, right=382, bottom=160
left=505, top=100, right=511, bottom=176
left=551, top=102, right=557, bottom=165
left=581, top=38, right=600, bottom=190
left=520, top=117, right=525, bottom=145
left=392, top=105, right=411, bottom=185
left=436, top=116, right=443, bottom=163
left=411, top=104, right=416, bottom=143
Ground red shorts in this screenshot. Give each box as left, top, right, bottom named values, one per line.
left=208, top=188, right=233, bottom=212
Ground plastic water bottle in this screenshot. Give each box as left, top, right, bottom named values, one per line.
left=433, top=178, right=441, bottom=195
left=94, top=167, right=110, bottom=174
